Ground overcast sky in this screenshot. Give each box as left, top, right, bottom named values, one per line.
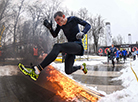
left=62, top=0, right=138, bottom=44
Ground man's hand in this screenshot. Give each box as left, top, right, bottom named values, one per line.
left=43, top=19, right=52, bottom=30
left=76, top=32, right=85, bottom=39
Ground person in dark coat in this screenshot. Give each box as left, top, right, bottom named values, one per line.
left=109, top=44, right=117, bottom=68
left=107, top=48, right=110, bottom=63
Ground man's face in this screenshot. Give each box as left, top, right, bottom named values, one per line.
left=54, top=15, right=65, bottom=26
left=112, top=44, right=114, bottom=47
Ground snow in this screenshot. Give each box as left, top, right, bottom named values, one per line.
left=0, top=65, right=18, bottom=76
left=52, top=55, right=138, bottom=102
left=99, top=58, right=138, bottom=102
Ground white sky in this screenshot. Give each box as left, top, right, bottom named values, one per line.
left=62, top=0, right=138, bottom=44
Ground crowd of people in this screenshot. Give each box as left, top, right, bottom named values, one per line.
left=107, top=44, right=138, bottom=68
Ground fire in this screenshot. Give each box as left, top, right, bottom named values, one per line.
left=46, top=65, right=99, bottom=102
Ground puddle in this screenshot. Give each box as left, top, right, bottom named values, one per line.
left=87, top=64, right=126, bottom=72
left=71, top=64, right=126, bottom=86
left=72, top=74, right=122, bottom=85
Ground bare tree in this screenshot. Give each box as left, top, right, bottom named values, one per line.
left=78, top=8, right=89, bottom=31
left=117, top=34, right=123, bottom=44
left=12, top=0, right=25, bottom=44
left=112, top=37, right=117, bottom=45
left=23, top=0, right=63, bottom=52
left=0, top=0, right=11, bottom=22
left=112, top=34, right=123, bottom=45
left=27, top=3, right=43, bottom=36
left=0, top=0, right=14, bottom=46
left=41, top=0, right=63, bottom=44
left=88, top=15, right=104, bottom=54
left=78, top=8, right=89, bottom=20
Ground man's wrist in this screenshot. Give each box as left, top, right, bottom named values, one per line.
left=82, top=32, right=85, bottom=38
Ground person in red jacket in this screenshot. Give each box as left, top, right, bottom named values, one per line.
left=0, top=50, right=1, bottom=57
left=33, top=45, right=39, bottom=64
left=33, top=46, right=38, bottom=57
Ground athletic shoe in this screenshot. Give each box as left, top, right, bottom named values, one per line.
left=82, top=63, right=87, bottom=74
left=18, top=63, right=39, bottom=81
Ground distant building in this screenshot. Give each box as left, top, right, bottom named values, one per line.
left=105, top=22, right=112, bottom=46
left=128, top=34, right=132, bottom=44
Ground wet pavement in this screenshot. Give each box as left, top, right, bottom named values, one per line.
left=72, top=62, right=127, bottom=94
left=87, top=64, right=124, bottom=71
left=72, top=74, right=122, bottom=85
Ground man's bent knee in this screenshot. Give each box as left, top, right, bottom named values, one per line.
left=53, top=43, right=61, bottom=48
left=53, top=43, right=62, bottom=51
left=65, top=70, right=72, bottom=75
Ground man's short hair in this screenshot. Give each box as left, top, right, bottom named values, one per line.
left=54, top=11, right=64, bottom=18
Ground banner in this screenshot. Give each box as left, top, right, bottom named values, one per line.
left=82, top=34, right=88, bottom=50
left=0, top=25, right=5, bottom=47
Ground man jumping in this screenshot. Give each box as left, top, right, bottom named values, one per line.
left=19, top=11, right=91, bottom=80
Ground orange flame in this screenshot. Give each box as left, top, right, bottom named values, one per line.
left=46, top=65, right=98, bottom=101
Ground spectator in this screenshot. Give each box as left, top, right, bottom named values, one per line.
left=116, top=48, right=120, bottom=63
left=119, top=50, right=122, bottom=61
left=0, top=50, right=2, bottom=60
left=110, top=44, right=117, bottom=68
left=137, top=49, right=138, bottom=58
left=38, top=51, right=47, bottom=61
left=121, top=48, right=127, bottom=63
left=33, top=45, right=39, bottom=64
left=0, top=50, right=1, bottom=57
left=33, top=45, right=38, bottom=57
left=107, top=48, right=110, bottom=63
left=132, top=50, right=137, bottom=60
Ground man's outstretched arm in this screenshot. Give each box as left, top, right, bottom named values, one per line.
left=75, top=17, right=91, bottom=39
left=43, top=19, right=60, bottom=38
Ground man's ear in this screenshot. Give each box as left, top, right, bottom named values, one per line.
left=63, top=15, right=65, bottom=18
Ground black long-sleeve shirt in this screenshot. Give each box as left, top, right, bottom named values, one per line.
left=50, top=16, right=91, bottom=43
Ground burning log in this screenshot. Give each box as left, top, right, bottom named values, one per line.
left=36, top=65, right=104, bottom=102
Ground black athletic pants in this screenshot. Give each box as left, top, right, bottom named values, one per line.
left=122, top=55, right=126, bottom=63
left=116, top=57, right=119, bottom=63
left=38, top=42, right=83, bottom=74
left=112, top=59, right=115, bottom=67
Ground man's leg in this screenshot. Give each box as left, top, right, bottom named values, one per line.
left=112, top=59, right=115, bottom=68
left=65, top=54, right=81, bottom=74
left=19, top=42, right=85, bottom=80
left=38, top=42, right=83, bottom=71
left=116, top=58, right=119, bottom=63
left=107, top=57, right=109, bottom=63
left=123, top=56, right=125, bottom=63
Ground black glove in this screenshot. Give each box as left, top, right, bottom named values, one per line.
left=43, top=19, right=52, bottom=30
left=76, top=31, right=85, bottom=39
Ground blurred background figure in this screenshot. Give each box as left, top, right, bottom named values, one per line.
left=121, top=48, right=127, bottom=63
left=110, top=44, right=117, bottom=68
left=38, top=51, right=47, bottom=61
left=132, top=50, right=137, bottom=60
left=116, top=48, right=120, bottom=63
left=107, top=48, right=110, bottom=63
